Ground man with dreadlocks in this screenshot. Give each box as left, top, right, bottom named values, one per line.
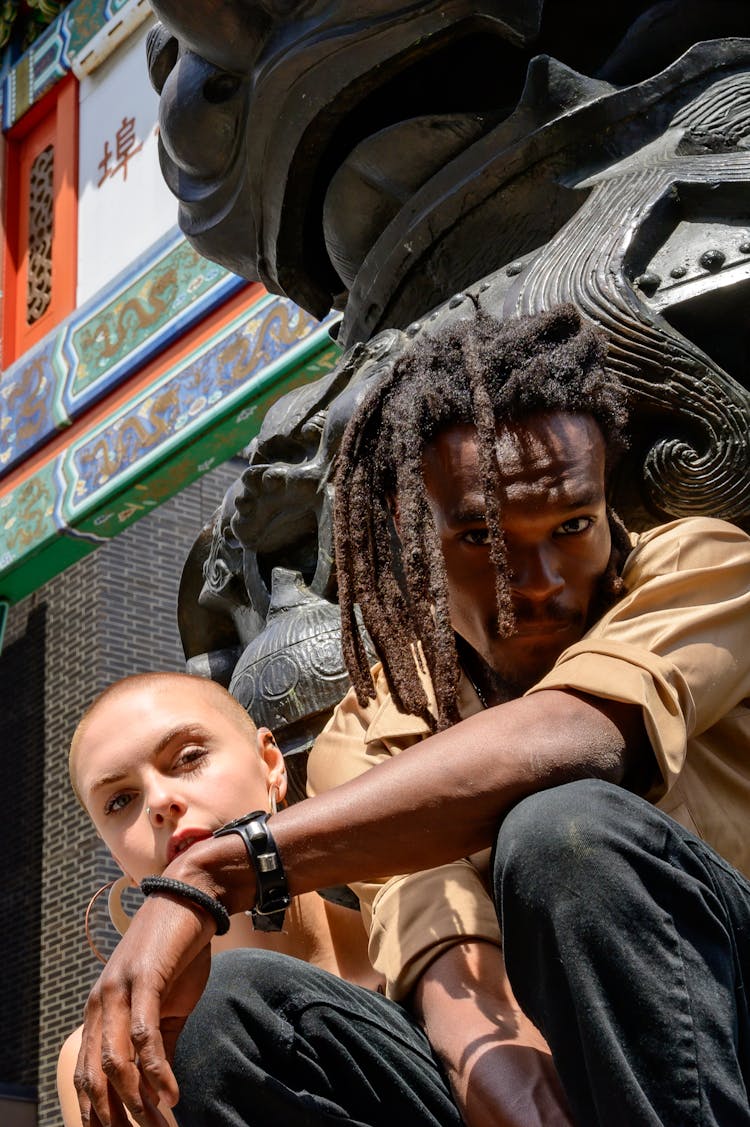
left=304, top=302, right=640, bottom=1124
left=76, top=306, right=750, bottom=1127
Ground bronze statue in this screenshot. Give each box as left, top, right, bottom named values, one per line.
left=162, top=1, right=750, bottom=769
left=177, top=333, right=395, bottom=777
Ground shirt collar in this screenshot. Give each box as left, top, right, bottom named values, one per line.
left=364, top=665, right=485, bottom=745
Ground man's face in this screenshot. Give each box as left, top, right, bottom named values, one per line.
left=422, top=411, right=612, bottom=694
left=73, top=680, right=283, bottom=884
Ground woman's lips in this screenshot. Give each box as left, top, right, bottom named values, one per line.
left=167, top=829, right=214, bottom=866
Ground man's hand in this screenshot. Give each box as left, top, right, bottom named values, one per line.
left=74, top=893, right=213, bottom=1126
left=74, top=831, right=256, bottom=1125
left=414, top=941, right=572, bottom=1127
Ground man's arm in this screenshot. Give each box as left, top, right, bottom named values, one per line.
left=76, top=688, right=645, bottom=1126
left=414, top=942, right=572, bottom=1127
left=272, top=689, right=648, bottom=895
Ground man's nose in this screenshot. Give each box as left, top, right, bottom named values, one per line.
left=508, top=547, right=564, bottom=604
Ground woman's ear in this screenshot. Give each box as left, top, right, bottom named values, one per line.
left=109, top=855, right=132, bottom=881
left=257, top=727, right=287, bottom=805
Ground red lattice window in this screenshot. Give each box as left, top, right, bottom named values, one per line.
left=26, top=143, right=55, bottom=323
left=3, top=74, right=78, bottom=364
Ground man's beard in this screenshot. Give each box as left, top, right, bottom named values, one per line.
left=456, top=633, right=532, bottom=705
left=462, top=579, right=613, bottom=702
left=456, top=539, right=630, bottom=705
left=583, top=542, right=629, bottom=630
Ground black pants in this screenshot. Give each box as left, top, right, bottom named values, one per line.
left=496, top=779, right=750, bottom=1126
left=174, top=780, right=750, bottom=1126
left=173, top=948, right=462, bottom=1126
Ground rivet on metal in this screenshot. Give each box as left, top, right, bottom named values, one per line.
left=699, top=249, right=725, bottom=272
left=634, top=272, right=661, bottom=296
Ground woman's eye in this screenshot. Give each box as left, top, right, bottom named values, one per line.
left=556, top=517, right=593, bottom=535
left=104, top=792, right=133, bottom=816
left=461, top=528, right=490, bottom=546
left=175, top=747, right=207, bottom=771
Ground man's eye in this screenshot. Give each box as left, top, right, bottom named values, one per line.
left=461, top=528, right=490, bottom=546
left=104, top=792, right=133, bottom=816
left=556, top=517, right=593, bottom=535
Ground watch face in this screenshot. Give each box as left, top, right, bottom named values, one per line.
left=215, top=810, right=266, bottom=834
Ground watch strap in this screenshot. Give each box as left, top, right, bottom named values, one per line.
left=214, top=811, right=290, bottom=932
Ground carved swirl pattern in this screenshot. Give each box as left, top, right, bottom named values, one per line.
left=230, top=625, right=351, bottom=727
left=498, top=76, right=750, bottom=524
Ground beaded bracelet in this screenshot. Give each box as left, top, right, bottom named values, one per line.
left=140, top=876, right=231, bottom=936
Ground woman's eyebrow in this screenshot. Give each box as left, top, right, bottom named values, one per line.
left=90, top=725, right=210, bottom=793
left=90, top=767, right=130, bottom=793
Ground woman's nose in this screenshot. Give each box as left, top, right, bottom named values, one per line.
left=145, top=792, right=187, bottom=825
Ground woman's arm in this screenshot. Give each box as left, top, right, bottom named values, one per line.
left=58, top=1028, right=85, bottom=1127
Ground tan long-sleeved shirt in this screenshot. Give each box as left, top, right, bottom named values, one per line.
left=308, top=518, right=750, bottom=999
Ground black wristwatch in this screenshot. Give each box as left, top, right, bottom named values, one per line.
left=214, top=810, right=291, bottom=932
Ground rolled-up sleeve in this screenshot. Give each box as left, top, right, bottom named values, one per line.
left=367, top=859, right=501, bottom=1001
left=308, top=665, right=501, bottom=1000
left=307, top=675, right=390, bottom=795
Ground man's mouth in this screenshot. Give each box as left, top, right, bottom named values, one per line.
left=513, top=620, right=574, bottom=637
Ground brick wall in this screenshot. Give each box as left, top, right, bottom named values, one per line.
left=0, top=461, right=239, bottom=1126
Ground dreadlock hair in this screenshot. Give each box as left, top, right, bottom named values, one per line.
left=334, top=303, right=632, bottom=732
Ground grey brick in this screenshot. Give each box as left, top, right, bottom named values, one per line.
left=0, top=462, right=239, bottom=1126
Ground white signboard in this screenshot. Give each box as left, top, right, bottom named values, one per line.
left=77, top=17, right=178, bottom=306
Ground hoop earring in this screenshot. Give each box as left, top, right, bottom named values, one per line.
left=84, top=875, right=136, bottom=964
left=268, top=783, right=279, bottom=817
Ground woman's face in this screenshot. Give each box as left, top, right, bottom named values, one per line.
left=72, top=678, right=286, bottom=884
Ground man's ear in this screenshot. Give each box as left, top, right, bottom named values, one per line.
left=257, top=727, right=287, bottom=804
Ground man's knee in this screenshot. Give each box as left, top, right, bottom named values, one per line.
left=186, top=947, right=286, bottom=1017
left=493, top=779, right=644, bottom=913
